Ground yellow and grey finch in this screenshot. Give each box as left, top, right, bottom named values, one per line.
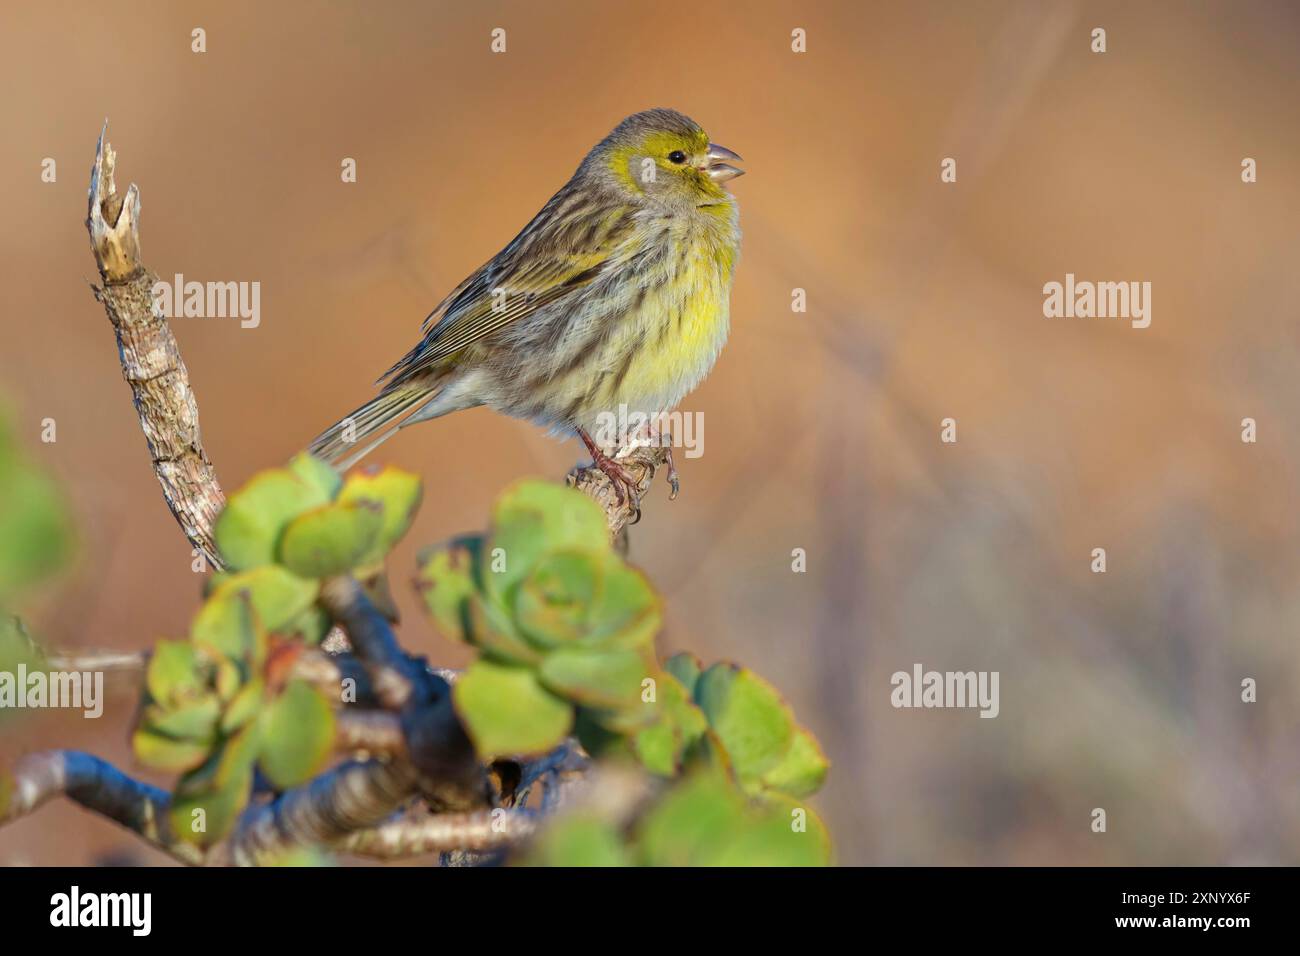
left=309, top=109, right=743, bottom=504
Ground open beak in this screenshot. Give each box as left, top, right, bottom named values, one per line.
left=704, top=143, right=745, bottom=183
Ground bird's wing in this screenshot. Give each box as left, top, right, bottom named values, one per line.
left=380, top=196, right=634, bottom=387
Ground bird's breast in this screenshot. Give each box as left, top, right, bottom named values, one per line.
left=480, top=205, right=740, bottom=437
left=593, top=213, right=739, bottom=421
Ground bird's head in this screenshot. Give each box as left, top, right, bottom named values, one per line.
left=587, top=108, right=744, bottom=210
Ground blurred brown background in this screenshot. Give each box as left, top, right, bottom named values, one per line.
left=3, top=0, right=1299, bottom=865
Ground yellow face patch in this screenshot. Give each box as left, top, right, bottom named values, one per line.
left=605, top=127, right=727, bottom=201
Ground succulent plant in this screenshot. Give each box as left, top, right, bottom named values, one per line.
left=418, top=480, right=662, bottom=757
left=131, top=453, right=422, bottom=846
left=416, top=480, right=830, bottom=811
left=668, top=654, right=830, bottom=799
left=525, top=770, right=832, bottom=867
left=123, top=459, right=829, bottom=859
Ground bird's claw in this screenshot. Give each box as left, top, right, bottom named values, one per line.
left=651, top=433, right=680, bottom=501
left=576, top=426, right=667, bottom=519
left=590, top=448, right=641, bottom=515
left=609, top=470, right=642, bottom=521
left=662, top=444, right=680, bottom=501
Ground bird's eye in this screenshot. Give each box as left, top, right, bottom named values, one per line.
left=668, top=150, right=687, bottom=165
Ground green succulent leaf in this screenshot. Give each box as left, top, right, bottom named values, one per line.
left=511, top=550, right=659, bottom=652
left=636, top=773, right=830, bottom=866
left=173, top=725, right=259, bottom=798
left=416, top=535, right=484, bottom=644
left=220, top=677, right=265, bottom=734
left=191, top=590, right=265, bottom=666
left=632, top=720, right=680, bottom=777
left=484, top=481, right=609, bottom=604
left=453, top=659, right=573, bottom=757
left=208, top=565, right=319, bottom=635
left=286, top=453, right=342, bottom=502
left=467, top=595, right=544, bottom=666
left=131, top=727, right=212, bottom=773
left=581, top=560, right=659, bottom=650
left=512, top=549, right=604, bottom=648
left=757, top=728, right=830, bottom=798
left=168, top=732, right=259, bottom=848
left=214, top=468, right=332, bottom=571
left=694, top=664, right=795, bottom=786
left=521, top=817, right=631, bottom=867
left=632, top=672, right=708, bottom=777
left=213, top=721, right=265, bottom=787
left=285, top=605, right=332, bottom=646
left=337, top=465, right=423, bottom=572
left=277, top=500, right=384, bottom=578
left=168, top=778, right=251, bottom=848
left=537, top=648, right=649, bottom=711
left=257, top=679, right=335, bottom=788
left=145, top=638, right=205, bottom=708
left=706, top=795, right=831, bottom=866
left=663, top=652, right=702, bottom=697
left=636, top=773, right=746, bottom=866
left=571, top=709, right=629, bottom=759
left=214, top=656, right=242, bottom=702
left=141, top=695, right=221, bottom=743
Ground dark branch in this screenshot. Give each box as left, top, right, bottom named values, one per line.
left=1, top=751, right=202, bottom=865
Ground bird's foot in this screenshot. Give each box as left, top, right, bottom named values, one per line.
left=578, top=428, right=642, bottom=516
left=644, top=423, right=680, bottom=500
left=663, top=446, right=679, bottom=500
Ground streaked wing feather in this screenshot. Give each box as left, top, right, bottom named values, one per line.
left=382, top=196, right=629, bottom=387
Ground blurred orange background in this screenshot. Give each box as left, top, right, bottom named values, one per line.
left=3, top=0, right=1299, bottom=865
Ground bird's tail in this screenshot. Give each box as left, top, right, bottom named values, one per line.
left=308, top=383, right=434, bottom=471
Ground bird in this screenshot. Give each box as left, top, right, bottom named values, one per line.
left=309, top=108, right=743, bottom=508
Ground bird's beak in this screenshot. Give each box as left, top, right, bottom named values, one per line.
left=704, top=143, right=745, bottom=183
